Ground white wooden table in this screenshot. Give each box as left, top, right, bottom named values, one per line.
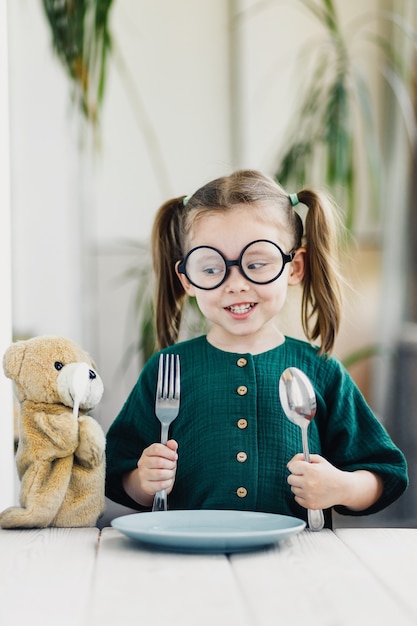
left=1, top=526, right=416, bottom=626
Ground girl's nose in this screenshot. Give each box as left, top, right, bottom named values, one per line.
left=224, top=265, right=250, bottom=292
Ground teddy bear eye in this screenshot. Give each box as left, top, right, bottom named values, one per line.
left=54, top=361, right=64, bottom=371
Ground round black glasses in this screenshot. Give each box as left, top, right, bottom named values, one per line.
left=177, top=239, right=295, bottom=290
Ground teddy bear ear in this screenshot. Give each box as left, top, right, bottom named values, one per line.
left=3, top=341, right=27, bottom=381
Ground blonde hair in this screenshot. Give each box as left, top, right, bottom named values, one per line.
left=151, top=169, right=344, bottom=355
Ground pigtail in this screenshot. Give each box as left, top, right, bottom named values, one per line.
left=297, top=189, right=345, bottom=355
left=151, top=197, right=187, bottom=350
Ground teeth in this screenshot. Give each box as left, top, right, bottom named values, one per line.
left=228, top=304, right=254, bottom=314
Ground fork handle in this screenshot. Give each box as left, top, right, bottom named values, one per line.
left=153, top=426, right=171, bottom=512
left=160, top=424, right=169, bottom=445
left=152, top=489, right=167, bottom=512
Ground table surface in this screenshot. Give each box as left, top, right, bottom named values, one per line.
left=1, top=524, right=416, bottom=626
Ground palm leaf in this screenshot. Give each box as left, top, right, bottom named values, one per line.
left=274, top=0, right=416, bottom=234
left=42, top=0, right=114, bottom=126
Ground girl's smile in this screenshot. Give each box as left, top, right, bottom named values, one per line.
left=225, top=302, right=256, bottom=318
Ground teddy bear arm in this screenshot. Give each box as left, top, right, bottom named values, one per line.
left=33, top=409, right=79, bottom=456
left=74, top=416, right=106, bottom=468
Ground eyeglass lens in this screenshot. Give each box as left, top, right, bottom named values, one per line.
left=183, top=240, right=289, bottom=289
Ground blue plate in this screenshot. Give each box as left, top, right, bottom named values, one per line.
left=111, top=510, right=306, bottom=553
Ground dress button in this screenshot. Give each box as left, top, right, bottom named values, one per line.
left=236, top=451, right=247, bottom=463
left=237, top=418, right=248, bottom=429
left=237, top=487, right=248, bottom=498
left=237, top=357, right=247, bottom=367
left=237, top=385, right=248, bottom=396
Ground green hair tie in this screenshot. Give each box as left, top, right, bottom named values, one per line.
left=289, top=193, right=299, bottom=207
left=183, top=195, right=191, bottom=206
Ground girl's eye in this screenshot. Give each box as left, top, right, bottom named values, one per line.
left=54, top=361, right=64, bottom=371
left=203, top=266, right=222, bottom=276
left=247, top=262, right=266, bottom=271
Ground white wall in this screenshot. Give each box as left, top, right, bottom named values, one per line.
left=0, top=0, right=16, bottom=509
left=8, top=1, right=83, bottom=344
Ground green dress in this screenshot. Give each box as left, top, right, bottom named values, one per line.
left=105, top=336, right=408, bottom=526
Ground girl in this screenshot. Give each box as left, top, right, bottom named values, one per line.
left=105, top=170, right=407, bottom=527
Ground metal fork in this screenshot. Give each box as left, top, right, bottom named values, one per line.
left=152, top=353, right=181, bottom=512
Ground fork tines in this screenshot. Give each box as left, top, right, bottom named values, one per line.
left=157, top=353, right=180, bottom=401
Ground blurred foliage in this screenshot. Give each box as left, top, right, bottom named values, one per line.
left=274, top=0, right=417, bottom=233
left=114, top=240, right=208, bottom=370
left=42, top=0, right=114, bottom=127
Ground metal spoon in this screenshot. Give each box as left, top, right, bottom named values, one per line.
left=279, top=367, right=325, bottom=531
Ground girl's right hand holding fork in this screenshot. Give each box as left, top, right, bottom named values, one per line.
left=122, top=439, right=178, bottom=508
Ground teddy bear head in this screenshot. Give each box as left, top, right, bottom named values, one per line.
left=3, top=336, right=103, bottom=410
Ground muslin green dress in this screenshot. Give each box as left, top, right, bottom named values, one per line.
left=105, top=336, right=408, bottom=527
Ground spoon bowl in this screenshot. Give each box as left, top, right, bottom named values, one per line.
left=279, top=367, right=317, bottom=434
left=279, top=367, right=324, bottom=531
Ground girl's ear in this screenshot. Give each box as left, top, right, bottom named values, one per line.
left=288, top=247, right=306, bottom=286
left=175, top=261, right=196, bottom=296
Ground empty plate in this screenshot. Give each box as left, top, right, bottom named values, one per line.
left=111, top=509, right=306, bottom=553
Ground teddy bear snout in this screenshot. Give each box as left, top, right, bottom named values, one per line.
left=56, top=362, right=104, bottom=411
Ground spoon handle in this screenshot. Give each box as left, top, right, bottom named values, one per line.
left=308, top=507, right=325, bottom=531
left=301, top=425, right=310, bottom=463
left=301, top=424, right=325, bottom=531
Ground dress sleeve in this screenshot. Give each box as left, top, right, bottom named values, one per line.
left=315, top=357, right=408, bottom=516
left=105, top=354, right=160, bottom=509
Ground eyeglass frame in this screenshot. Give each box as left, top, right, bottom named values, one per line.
left=177, top=239, right=296, bottom=290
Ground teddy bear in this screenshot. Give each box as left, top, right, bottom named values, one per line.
left=0, top=335, right=106, bottom=529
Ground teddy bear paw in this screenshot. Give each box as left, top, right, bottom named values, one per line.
left=0, top=506, right=50, bottom=529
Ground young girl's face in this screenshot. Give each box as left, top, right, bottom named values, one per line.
left=176, top=205, right=305, bottom=353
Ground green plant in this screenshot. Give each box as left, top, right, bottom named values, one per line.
left=42, top=0, right=172, bottom=188
left=42, top=0, right=114, bottom=128
left=273, top=0, right=416, bottom=233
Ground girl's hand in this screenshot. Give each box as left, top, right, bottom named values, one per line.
left=138, top=439, right=178, bottom=494
left=286, top=453, right=383, bottom=512
left=122, top=439, right=178, bottom=507
left=287, top=453, right=342, bottom=510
